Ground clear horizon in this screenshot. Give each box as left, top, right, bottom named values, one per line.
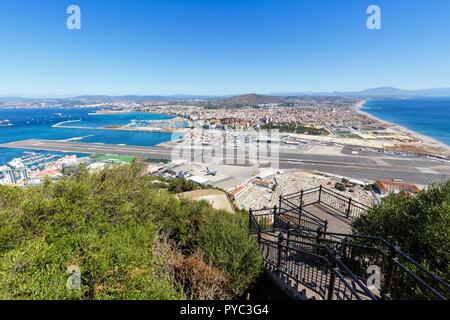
left=1, top=0, right=450, bottom=96
left=4, top=86, right=450, bottom=100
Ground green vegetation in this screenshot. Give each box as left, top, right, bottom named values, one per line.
left=334, top=182, right=346, bottom=192
left=0, top=164, right=262, bottom=300
left=364, top=183, right=376, bottom=192
left=353, top=180, right=450, bottom=298
left=198, top=213, right=262, bottom=296
left=95, top=154, right=136, bottom=164
left=261, top=123, right=328, bottom=136
left=334, top=178, right=357, bottom=192
left=167, top=178, right=201, bottom=194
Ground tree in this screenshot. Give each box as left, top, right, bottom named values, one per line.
left=198, top=212, right=263, bottom=296
left=352, top=180, right=450, bottom=297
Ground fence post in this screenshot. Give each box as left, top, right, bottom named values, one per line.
left=383, top=242, right=400, bottom=300
left=327, top=250, right=339, bottom=300
left=277, top=232, right=284, bottom=275
left=248, top=208, right=253, bottom=232
left=346, top=197, right=352, bottom=219
left=278, top=195, right=282, bottom=213
left=318, top=185, right=323, bottom=204
left=316, top=226, right=323, bottom=245
left=286, top=221, right=291, bottom=249
left=316, top=227, right=323, bottom=255
left=273, top=205, right=277, bottom=232
left=297, top=189, right=304, bottom=226
left=299, top=189, right=304, bottom=211
left=324, top=220, right=329, bottom=234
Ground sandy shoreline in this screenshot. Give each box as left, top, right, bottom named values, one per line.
left=355, top=100, right=450, bottom=155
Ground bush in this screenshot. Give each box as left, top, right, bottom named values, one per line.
left=168, top=248, right=231, bottom=300
left=352, top=180, right=450, bottom=293
left=153, top=197, right=213, bottom=250
left=168, top=179, right=199, bottom=193
left=0, top=165, right=262, bottom=299
left=335, top=182, right=346, bottom=192
left=198, top=212, right=263, bottom=296
left=0, top=223, right=181, bottom=300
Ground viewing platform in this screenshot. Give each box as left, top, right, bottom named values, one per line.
left=249, top=186, right=450, bottom=300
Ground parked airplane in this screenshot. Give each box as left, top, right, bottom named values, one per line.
left=205, top=167, right=218, bottom=176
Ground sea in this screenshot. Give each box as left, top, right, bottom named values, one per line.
left=362, top=98, right=450, bottom=146
left=0, top=108, right=182, bottom=165
left=2, top=99, right=449, bottom=166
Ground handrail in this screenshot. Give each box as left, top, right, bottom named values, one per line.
left=320, top=187, right=370, bottom=209
left=288, top=228, right=388, bottom=256
left=249, top=195, right=450, bottom=300
left=283, top=186, right=320, bottom=199
left=259, top=237, right=330, bottom=300
left=395, top=250, right=450, bottom=293
left=288, top=225, right=450, bottom=299
left=334, top=256, right=379, bottom=300
left=279, top=195, right=328, bottom=226
left=281, top=185, right=371, bottom=221
left=258, top=233, right=377, bottom=300
left=393, top=261, right=447, bottom=300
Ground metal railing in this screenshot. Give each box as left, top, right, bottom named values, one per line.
left=309, top=229, right=450, bottom=300
left=277, top=195, right=328, bottom=232
left=248, top=207, right=450, bottom=300
left=282, top=185, right=371, bottom=220
left=254, top=230, right=379, bottom=300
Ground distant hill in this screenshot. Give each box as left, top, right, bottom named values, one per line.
left=71, top=95, right=218, bottom=102
left=2, top=87, right=450, bottom=104
left=331, top=87, right=450, bottom=97
left=275, top=87, right=450, bottom=98
left=0, top=96, right=36, bottom=102
left=213, top=94, right=283, bottom=105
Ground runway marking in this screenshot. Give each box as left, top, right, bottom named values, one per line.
left=416, top=167, right=439, bottom=174
left=373, top=158, right=390, bottom=166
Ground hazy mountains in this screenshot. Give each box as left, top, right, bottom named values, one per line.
left=2, top=87, right=450, bottom=104
left=198, top=87, right=450, bottom=105
left=276, top=87, right=450, bottom=98
left=71, top=95, right=220, bottom=102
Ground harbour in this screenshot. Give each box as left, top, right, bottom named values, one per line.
left=1, top=138, right=448, bottom=185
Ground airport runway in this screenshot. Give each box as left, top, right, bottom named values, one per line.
left=1, top=139, right=449, bottom=185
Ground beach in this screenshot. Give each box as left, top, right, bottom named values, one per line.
left=355, top=100, right=450, bottom=157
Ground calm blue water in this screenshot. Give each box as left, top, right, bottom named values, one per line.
left=0, top=108, right=180, bottom=165
left=362, top=98, right=450, bottom=146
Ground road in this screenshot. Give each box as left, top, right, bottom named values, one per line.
left=1, top=139, right=449, bottom=185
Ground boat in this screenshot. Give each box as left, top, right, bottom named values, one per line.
left=0, top=120, right=13, bottom=127
left=54, top=113, right=63, bottom=117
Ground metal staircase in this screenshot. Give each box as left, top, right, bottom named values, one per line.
left=249, top=186, right=450, bottom=300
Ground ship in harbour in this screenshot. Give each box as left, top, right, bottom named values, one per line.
left=0, top=120, right=13, bottom=127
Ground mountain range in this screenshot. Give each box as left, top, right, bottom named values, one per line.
left=2, top=87, right=450, bottom=103
left=272, top=87, right=450, bottom=97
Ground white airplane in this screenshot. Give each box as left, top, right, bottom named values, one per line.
left=205, top=167, right=218, bottom=176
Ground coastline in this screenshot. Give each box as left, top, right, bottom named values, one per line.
left=355, top=100, right=450, bottom=155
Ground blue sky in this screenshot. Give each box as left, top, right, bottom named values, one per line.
left=1, top=0, right=450, bottom=97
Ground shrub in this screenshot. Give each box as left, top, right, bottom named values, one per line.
left=198, top=212, right=263, bottom=296
left=352, top=180, right=450, bottom=296
left=168, top=179, right=199, bottom=193
left=0, top=165, right=262, bottom=299
left=335, top=182, right=346, bottom=192
left=168, top=248, right=231, bottom=300
left=0, top=223, right=182, bottom=300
